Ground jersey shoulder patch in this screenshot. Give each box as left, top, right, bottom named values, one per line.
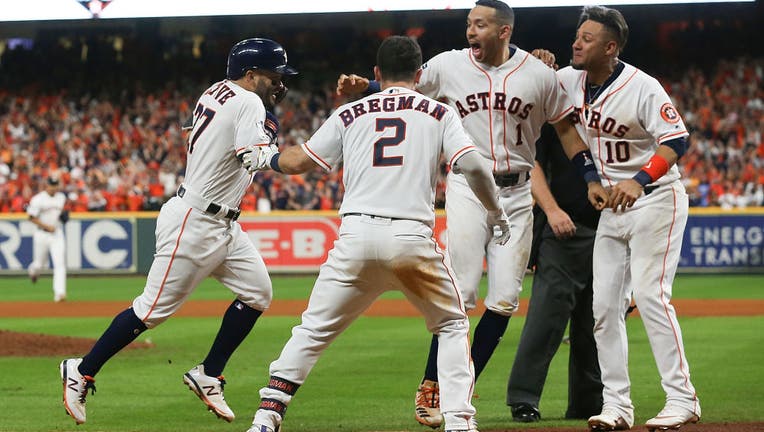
left=660, top=102, right=681, bottom=124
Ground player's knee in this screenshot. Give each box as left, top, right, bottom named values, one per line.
left=485, top=300, right=518, bottom=316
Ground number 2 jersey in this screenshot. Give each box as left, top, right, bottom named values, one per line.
left=556, top=62, right=688, bottom=188
left=301, top=86, right=477, bottom=223
left=184, top=80, right=272, bottom=207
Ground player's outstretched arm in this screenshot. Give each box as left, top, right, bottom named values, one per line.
left=336, top=74, right=370, bottom=96
left=244, top=145, right=319, bottom=175
left=455, top=151, right=511, bottom=245
left=552, top=119, right=609, bottom=210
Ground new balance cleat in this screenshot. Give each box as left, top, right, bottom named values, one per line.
left=415, top=378, right=443, bottom=428
left=183, top=364, right=235, bottom=422
left=60, top=358, right=96, bottom=424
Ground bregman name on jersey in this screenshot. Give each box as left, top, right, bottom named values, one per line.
left=338, top=95, right=448, bottom=127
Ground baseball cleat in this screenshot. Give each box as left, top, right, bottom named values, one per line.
left=588, top=408, right=632, bottom=431
left=415, top=378, right=443, bottom=428
left=183, top=364, right=235, bottom=422
left=645, top=406, right=700, bottom=431
left=60, top=358, right=96, bottom=425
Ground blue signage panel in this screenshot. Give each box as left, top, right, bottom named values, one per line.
left=0, top=219, right=135, bottom=272
left=680, top=213, right=764, bottom=270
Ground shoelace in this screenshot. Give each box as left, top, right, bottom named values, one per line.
left=80, top=377, right=96, bottom=403
left=416, top=384, right=439, bottom=408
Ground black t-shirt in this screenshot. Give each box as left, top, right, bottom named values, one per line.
left=535, top=123, right=600, bottom=230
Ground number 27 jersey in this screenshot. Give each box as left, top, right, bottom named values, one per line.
left=557, top=62, right=688, bottom=187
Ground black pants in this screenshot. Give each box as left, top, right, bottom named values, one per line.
left=507, top=222, right=603, bottom=418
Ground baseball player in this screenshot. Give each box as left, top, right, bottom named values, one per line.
left=556, top=6, right=700, bottom=431
left=244, top=36, right=509, bottom=432
left=337, top=1, right=608, bottom=427
left=27, top=176, right=68, bottom=302
left=59, top=37, right=297, bottom=425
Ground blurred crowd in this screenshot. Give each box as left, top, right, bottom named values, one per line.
left=0, top=55, right=762, bottom=212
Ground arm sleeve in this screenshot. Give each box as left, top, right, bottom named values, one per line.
left=415, top=52, right=449, bottom=99
left=26, top=196, right=40, bottom=218
left=301, top=113, right=344, bottom=171
left=639, top=77, right=689, bottom=144
left=441, top=108, right=478, bottom=168
left=545, top=69, right=576, bottom=124
left=234, top=96, right=271, bottom=153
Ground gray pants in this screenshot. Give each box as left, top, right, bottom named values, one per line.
left=507, top=222, right=603, bottom=418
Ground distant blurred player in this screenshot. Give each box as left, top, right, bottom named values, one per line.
left=27, top=176, right=68, bottom=302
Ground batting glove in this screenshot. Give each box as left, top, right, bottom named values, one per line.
left=487, top=208, right=511, bottom=245
left=242, top=145, right=279, bottom=173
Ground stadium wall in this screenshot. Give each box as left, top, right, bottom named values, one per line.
left=1, top=209, right=763, bottom=275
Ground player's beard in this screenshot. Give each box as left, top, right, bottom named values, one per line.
left=570, top=60, right=585, bottom=70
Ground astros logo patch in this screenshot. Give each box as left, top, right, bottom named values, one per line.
left=660, top=103, right=680, bottom=124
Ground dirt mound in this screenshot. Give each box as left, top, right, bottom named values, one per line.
left=0, top=329, right=153, bottom=357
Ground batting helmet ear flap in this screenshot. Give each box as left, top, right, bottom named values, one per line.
left=226, top=38, right=298, bottom=80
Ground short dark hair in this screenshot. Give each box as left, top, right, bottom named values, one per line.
left=578, top=5, right=629, bottom=52
left=475, top=0, right=514, bottom=26
left=376, top=36, right=422, bottom=82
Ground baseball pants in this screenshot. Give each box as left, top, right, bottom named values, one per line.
left=592, top=181, right=699, bottom=422
left=256, top=214, right=476, bottom=430
left=445, top=171, right=533, bottom=314
left=132, top=197, right=272, bottom=328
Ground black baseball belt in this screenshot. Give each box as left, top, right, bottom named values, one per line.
left=493, top=171, right=530, bottom=188
left=177, top=185, right=241, bottom=221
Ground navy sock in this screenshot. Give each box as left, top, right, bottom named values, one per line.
left=79, top=308, right=147, bottom=377
left=471, top=309, right=510, bottom=379
left=202, top=300, right=262, bottom=377
left=423, top=334, right=439, bottom=381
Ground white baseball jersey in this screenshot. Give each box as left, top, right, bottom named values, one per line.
left=184, top=79, right=272, bottom=207
left=27, top=190, right=66, bottom=231
left=302, top=86, right=477, bottom=223
left=417, top=46, right=575, bottom=173
left=254, top=85, right=478, bottom=432
left=557, top=62, right=688, bottom=189
left=558, top=61, right=700, bottom=422
left=414, top=46, right=575, bottom=315
left=132, top=80, right=273, bottom=327
left=27, top=189, right=67, bottom=301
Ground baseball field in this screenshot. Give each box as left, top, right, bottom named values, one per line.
left=0, top=274, right=762, bottom=432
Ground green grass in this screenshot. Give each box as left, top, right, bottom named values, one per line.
left=1, top=273, right=763, bottom=302
left=0, top=274, right=763, bottom=431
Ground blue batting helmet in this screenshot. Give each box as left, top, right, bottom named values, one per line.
left=226, top=38, right=298, bottom=80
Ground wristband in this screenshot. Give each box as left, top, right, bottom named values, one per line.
left=633, top=170, right=652, bottom=187
left=571, top=150, right=600, bottom=183
left=366, top=80, right=381, bottom=95
left=640, top=154, right=669, bottom=182
left=270, top=152, right=283, bottom=173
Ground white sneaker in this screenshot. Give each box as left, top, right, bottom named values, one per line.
left=183, top=365, right=235, bottom=422
left=588, top=407, right=632, bottom=431
left=415, top=378, right=443, bottom=428
left=60, top=358, right=96, bottom=425
left=645, top=405, right=700, bottom=431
